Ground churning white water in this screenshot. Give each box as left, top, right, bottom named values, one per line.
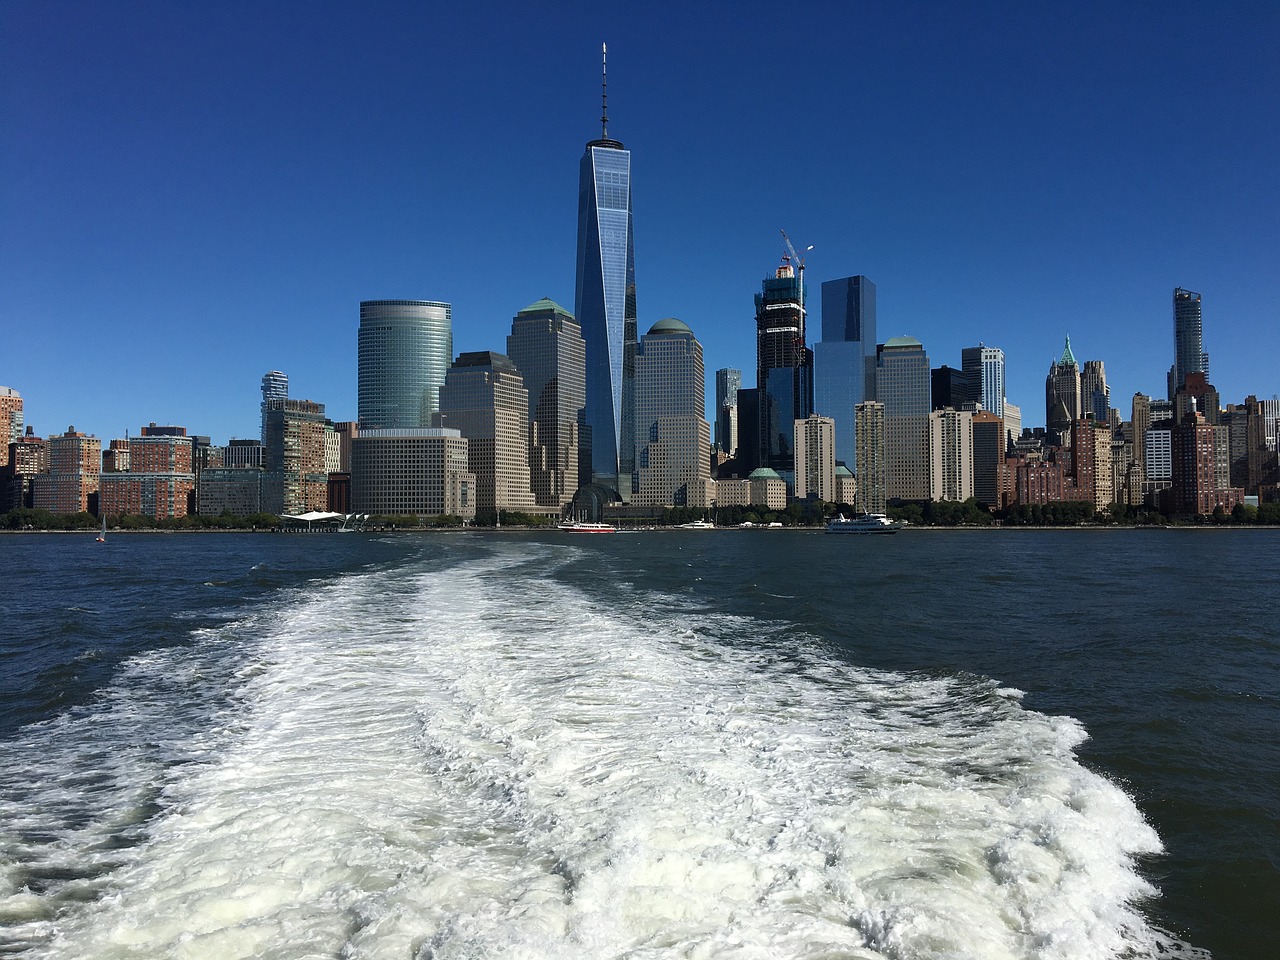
left=1, top=543, right=1193, bottom=958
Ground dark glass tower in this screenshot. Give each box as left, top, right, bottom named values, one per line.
left=1168, top=287, right=1207, bottom=401
left=755, top=256, right=813, bottom=483
left=814, top=275, right=877, bottom=467
left=575, top=44, right=637, bottom=499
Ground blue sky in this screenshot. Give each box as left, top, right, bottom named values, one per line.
left=3, top=1, right=1277, bottom=444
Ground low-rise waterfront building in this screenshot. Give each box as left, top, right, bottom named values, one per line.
left=351, top=428, right=475, bottom=519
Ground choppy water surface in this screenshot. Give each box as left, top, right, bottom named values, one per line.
left=1, top=530, right=1275, bottom=958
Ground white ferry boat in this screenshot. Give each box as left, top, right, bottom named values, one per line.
left=825, top=513, right=901, bottom=535
left=557, top=521, right=618, bottom=534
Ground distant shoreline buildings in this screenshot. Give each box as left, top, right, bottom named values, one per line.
left=3, top=55, right=1278, bottom=525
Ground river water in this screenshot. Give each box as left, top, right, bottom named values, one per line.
left=1, top=529, right=1274, bottom=958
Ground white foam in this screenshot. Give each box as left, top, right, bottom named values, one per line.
left=2, top=544, right=1201, bottom=959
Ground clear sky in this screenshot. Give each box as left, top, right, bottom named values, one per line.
left=3, top=1, right=1277, bottom=444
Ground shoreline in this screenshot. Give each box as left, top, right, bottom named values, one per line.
left=4, top=523, right=1276, bottom=535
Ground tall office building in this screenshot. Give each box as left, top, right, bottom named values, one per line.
left=960, top=344, right=1004, bottom=417
left=0, top=387, right=22, bottom=468
left=1130, top=393, right=1153, bottom=503
left=815, top=275, right=877, bottom=467
left=357, top=300, right=453, bottom=431
left=929, top=408, right=975, bottom=502
left=576, top=47, right=637, bottom=500
left=876, top=337, right=930, bottom=501
left=734, top=388, right=760, bottom=473
left=1003, top=402, right=1022, bottom=453
left=507, top=298, right=587, bottom=510
left=1081, top=359, right=1110, bottom=423
left=1168, top=287, right=1208, bottom=401
left=854, top=401, right=887, bottom=514
left=715, top=368, right=742, bottom=456
left=971, top=411, right=1004, bottom=509
left=436, top=352, right=536, bottom=516
left=931, top=366, right=967, bottom=411
left=794, top=415, right=837, bottom=502
left=1245, top=397, right=1280, bottom=494
left=633, top=318, right=711, bottom=508
left=756, top=255, right=813, bottom=485
left=1045, top=337, right=1081, bottom=443
left=260, top=371, right=288, bottom=443
left=1222, top=403, right=1252, bottom=492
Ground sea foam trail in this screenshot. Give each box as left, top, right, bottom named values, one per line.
left=3, top=543, right=1193, bottom=959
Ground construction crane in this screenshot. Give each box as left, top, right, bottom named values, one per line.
left=780, top=229, right=813, bottom=341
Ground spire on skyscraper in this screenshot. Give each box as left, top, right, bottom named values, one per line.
left=1059, top=335, right=1077, bottom=367
left=601, top=42, right=609, bottom=140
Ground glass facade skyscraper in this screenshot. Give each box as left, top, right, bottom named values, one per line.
left=260, top=370, right=288, bottom=444
left=357, top=300, right=452, bottom=431
left=755, top=258, right=813, bottom=485
left=814, top=275, right=877, bottom=468
left=575, top=130, right=636, bottom=499
left=715, top=367, right=742, bottom=456
left=1168, top=287, right=1207, bottom=401
left=960, top=344, right=1005, bottom=417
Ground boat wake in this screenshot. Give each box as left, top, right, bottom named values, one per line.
left=0, top=542, right=1205, bottom=959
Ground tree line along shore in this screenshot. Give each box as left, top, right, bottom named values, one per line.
left=4, top=500, right=1280, bottom=533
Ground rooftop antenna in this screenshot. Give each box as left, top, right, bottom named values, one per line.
left=601, top=43, right=609, bottom=139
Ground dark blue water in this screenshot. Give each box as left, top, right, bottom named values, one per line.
left=0, top=529, right=1274, bottom=958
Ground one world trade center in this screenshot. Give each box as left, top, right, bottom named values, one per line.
left=575, top=43, right=637, bottom=500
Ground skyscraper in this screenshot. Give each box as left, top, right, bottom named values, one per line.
left=575, top=45, right=637, bottom=500
left=715, top=368, right=742, bottom=456
left=1045, top=337, right=1081, bottom=443
left=633, top=318, right=710, bottom=508
left=1168, top=287, right=1207, bottom=401
left=929, top=407, right=975, bottom=502
left=436, top=352, right=536, bottom=516
left=357, top=300, right=453, bottom=431
left=971, top=411, right=1005, bottom=509
left=0, top=387, right=22, bottom=469
left=931, top=366, right=967, bottom=411
left=960, top=344, right=1005, bottom=417
left=814, top=275, right=877, bottom=467
left=756, top=255, right=813, bottom=485
left=854, top=401, right=887, bottom=514
left=506, top=298, right=586, bottom=511
left=794, top=415, right=837, bottom=501
left=876, top=337, right=930, bottom=502
left=263, top=399, right=329, bottom=515
left=1080, top=359, right=1110, bottom=423
left=260, top=371, right=287, bottom=443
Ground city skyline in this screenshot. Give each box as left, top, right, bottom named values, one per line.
left=2, top=3, right=1278, bottom=444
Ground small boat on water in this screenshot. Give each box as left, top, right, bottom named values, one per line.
left=95, top=516, right=106, bottom=543
left=825, top=513, right=901, bottom=535
left=558, top=521, right=618, bottom=534
left=674, top=519, right=716, bottom=530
